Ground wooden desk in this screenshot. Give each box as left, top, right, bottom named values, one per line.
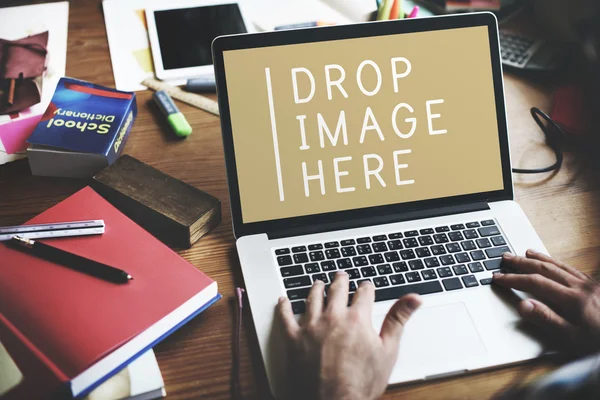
left=2, top=1, right=598, bottom=399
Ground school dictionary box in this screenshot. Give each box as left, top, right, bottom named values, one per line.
left=27, top=77, right=137, bottom=178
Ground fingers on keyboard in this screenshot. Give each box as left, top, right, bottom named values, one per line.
left=279, top=220, right=507, bottom=313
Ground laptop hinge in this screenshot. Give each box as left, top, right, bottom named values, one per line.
left=268, top=201, right=490, bottom=240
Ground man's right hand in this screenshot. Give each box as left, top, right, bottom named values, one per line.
left=494, top=250, right=600, bottom=354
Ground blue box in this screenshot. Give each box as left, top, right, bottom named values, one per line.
left=27, top=77, right=137, bottom=178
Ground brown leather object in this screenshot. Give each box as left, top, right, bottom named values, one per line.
left=1, top=31, right=48, bottom=79
left=0, top=31, right=48, bottom=115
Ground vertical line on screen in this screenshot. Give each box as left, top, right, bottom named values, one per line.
left=265, top=67, right=285, bottom=202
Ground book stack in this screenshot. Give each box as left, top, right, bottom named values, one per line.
left=0, top=187, right=220, bottom=399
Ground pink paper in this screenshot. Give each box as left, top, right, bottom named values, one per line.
left=0, top=113, right=42, bottom=154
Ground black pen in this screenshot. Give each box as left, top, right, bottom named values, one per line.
left=10, top=236, right=133, bottom=284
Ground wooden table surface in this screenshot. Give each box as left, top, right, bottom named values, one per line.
left=2, top=1, right=599, bottom=399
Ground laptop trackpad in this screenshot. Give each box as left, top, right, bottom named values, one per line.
left=378, top=302, right=487, bottom=379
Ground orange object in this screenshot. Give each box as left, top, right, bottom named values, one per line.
left=389, top=0, right=401, bottom=19
left=7, top=79, right=16, bottom=106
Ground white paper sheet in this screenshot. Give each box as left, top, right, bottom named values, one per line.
left=83, top=349, right=165, bottom=400
left=0, top=1, right=69, bottom=165
left=0, top=342, right=23, bottom=397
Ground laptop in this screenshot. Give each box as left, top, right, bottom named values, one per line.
left=213, top=12, right=546, bottom=398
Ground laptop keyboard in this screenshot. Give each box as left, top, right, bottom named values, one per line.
left=273, top=219, right=510, bottom=314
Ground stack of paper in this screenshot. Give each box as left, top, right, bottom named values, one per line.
left=84, top=350, right=165, bottom=400
left=0, top=187, right=219, bottom=399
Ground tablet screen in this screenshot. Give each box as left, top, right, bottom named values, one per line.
left=153, top=4, right=248, bottom=71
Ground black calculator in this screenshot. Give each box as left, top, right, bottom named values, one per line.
left=499, top=31, right=567, bottom=72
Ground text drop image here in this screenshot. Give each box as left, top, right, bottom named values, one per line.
left=224, top=26, right=504, bottom=223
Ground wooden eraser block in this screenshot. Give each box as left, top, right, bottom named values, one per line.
left=92, top=155, right=221, bottom=248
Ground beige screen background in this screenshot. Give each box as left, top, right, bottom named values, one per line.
left=224, top=26, right=504, bottom=223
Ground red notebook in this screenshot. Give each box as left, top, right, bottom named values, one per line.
left=0, top=186, right=219, bottom=399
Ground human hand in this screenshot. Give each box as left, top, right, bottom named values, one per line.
left=277, top=272, right=422, bottom=400
left=494, top=249, right=600, bottom=354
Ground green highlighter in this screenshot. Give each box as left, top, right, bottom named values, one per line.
left=152, top=90, right=192, bottom=137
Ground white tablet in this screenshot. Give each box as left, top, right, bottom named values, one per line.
left=146, top=0, right=255, bottom=81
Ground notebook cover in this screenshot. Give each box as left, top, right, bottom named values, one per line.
left=0, top=186, right=217, bottom=398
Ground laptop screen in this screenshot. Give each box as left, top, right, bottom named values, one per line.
left=223, top=26, right=504, bottom=224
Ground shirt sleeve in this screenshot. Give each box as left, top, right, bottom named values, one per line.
left=496, top=352, right=600, bottom=400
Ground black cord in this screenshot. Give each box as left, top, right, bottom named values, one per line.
left=511, top=107, right=565, bottom=174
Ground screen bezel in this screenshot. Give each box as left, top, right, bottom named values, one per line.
left=212, top=13, right=513, bottom=238
left=146, top=0, right=255, bottom=81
